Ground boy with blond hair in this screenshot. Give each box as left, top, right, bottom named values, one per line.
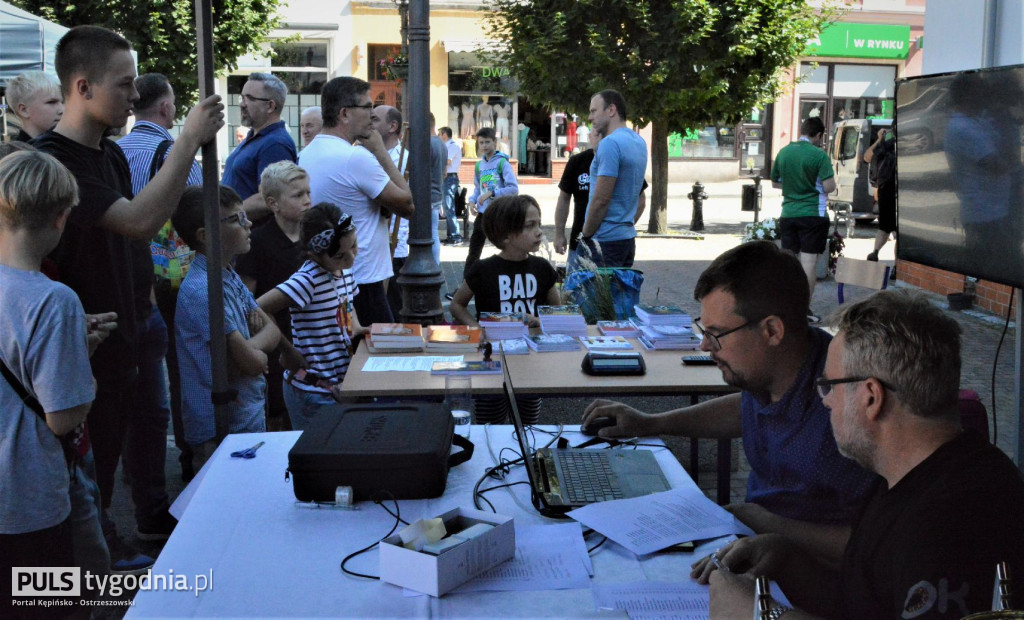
left=237, top=161, right=311, bottom=430
left=5, top=71, right=64, bottom=141
left=0, top=151, right=93, bottom=612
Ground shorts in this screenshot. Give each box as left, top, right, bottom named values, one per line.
left=877, top=181, right=897, bottom=233
left=779, top=216, right=830, bottom=255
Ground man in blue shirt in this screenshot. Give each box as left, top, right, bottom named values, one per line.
left=221, top=73, right=297, bottom=214
left=579, top=89, right=647, bottom=268
left=583, top=242, right=877, bottom=564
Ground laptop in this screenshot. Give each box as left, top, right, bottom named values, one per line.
left=499, top=345, right=670, bottom=517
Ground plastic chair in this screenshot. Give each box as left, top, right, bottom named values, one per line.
left=835, top=256, right=890, bottom=304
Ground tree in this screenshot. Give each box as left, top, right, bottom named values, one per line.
left=12, top=0, right=284, bottom=109
left=488, top=0, right=840, bottom=233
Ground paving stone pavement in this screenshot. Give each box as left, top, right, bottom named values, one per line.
left=103, top=180, right=1019, bottom=612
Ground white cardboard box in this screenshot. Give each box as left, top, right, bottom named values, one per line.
left=379, top=507, right=515, bottom=596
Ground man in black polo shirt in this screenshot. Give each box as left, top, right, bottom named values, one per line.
left=33, top=25, right=223, bottom=570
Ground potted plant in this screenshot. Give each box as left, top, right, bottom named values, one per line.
left=741, top=217, right=779, bottom=243
left=379, top=51, right=409, bottom=83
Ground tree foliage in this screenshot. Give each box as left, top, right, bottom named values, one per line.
left=488, top=0, right=840, bottom=232
left=12, top=0, right=284, bottom=109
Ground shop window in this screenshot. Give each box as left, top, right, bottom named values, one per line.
left=447, top=50, right=519, bottom=161
left=668, top=125, right=736, bottom=159
left=368, top=44, right=403, bottom=112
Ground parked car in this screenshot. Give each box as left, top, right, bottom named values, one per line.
left=829, top=118, right=893, bottom=223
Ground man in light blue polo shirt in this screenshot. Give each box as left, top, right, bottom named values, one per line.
left=579, top=89, right=647, bottom=268
left=222, top=73, right=297, bottom=213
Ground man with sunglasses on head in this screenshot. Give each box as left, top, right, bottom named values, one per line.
left=299, top=76, right=413, bottom=325
left=582, top=241, right=876, bottom=563
left=699, top=289, right=1024, bottom=619
left=222, top=73, right=298, bottom=216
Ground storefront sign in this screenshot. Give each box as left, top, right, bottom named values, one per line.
left=806, top=23, right=910, bottom=60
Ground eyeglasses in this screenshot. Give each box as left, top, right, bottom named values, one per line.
left=692, top=316, right=761, bottom=351
left=345, top=103, right=374, bottom=110
left=241, top=93, right=273, bottom=104
left=815, top=376, right=898, bottom=399
left=220, top=211, right=251, bottom=227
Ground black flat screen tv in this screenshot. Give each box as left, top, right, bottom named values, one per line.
left=895, top=64, right=1024, bottom=288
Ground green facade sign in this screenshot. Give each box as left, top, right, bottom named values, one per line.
left=806, top=23, right=910, bottom=60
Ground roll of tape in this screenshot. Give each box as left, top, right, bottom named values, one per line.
left=335, top=485, right=353, bottom=507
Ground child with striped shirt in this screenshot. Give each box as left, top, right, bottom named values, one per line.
left=257, top=203, right=367, bottom=430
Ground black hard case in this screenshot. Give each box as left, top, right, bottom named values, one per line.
left=287, top=402, right=454, bottom=502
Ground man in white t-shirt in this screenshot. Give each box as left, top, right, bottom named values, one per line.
left=299, top=77, right=413, bottom=325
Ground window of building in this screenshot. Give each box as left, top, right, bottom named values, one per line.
left=668, top=125, right=737, bottom=159
left=368, top=44, right=403, bottom=111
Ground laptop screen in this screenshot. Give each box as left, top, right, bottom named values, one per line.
left=498, top=343, right=542, bottom=494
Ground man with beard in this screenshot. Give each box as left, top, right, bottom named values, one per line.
left=221, top=73, right=297, bottom=214
left=582, top=241, right=877, bottom=563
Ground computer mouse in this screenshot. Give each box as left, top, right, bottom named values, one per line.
left=580, top=416, right=616, bottom=436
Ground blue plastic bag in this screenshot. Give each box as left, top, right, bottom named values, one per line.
left=563, top=268, right=644, bottom=323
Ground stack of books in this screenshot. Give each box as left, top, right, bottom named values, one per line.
left=478, top=312, right=529, bottom=340
left=538, top=305, right=588, bottom=338
left=597, top=320, right=640, bottom=338
left=425, top=325, right=483, bottom=353
left=495, top=338, right=530, bottom=355
left=526, top=333, right=581, bottom=352
left=367, top=323, right=425, bottom=352
left=633, top=304, right=693, bottom=328
left=632, top=304, right=700, bottom=350
left=580, top=335, right=633, bottom=350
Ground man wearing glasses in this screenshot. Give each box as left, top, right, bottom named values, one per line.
left=582, top=241, right=875, bottom=560
left=222, top=73, right=298, bottom=215
left=299, top=76, right=413, bottom=325
left=702, top=290, right=1024, bottom=619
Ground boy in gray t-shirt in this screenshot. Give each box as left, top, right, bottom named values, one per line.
left=0, top=151, right=95, bottom=609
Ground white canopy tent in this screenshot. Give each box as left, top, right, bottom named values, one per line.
left=0, top=1, right=67, bottom=88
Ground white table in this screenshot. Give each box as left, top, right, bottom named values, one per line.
left=129, top=427, right=711, bottom=617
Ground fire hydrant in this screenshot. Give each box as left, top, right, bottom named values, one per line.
left=688, top=181, right=707, bottom=232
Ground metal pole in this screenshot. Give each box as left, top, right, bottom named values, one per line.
left=194, top=0, right=231, bottom=440
left=397, top=0, right=444, bottom=323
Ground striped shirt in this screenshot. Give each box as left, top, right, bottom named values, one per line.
left=117, top=121, right=203, bottom=196
left=277, top=261, right=359, bottom=394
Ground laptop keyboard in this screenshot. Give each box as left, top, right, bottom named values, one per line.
left=556, top=451, right=624, bottom=504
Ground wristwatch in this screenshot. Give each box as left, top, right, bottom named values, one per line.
left=764, top=605, right=793, bottom=620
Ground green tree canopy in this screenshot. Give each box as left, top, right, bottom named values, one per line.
left=13, top=0, right=284, bottom=110
left=488, top=0, right=840, bottom=232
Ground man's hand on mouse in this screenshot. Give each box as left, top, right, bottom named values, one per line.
left=580, top=399, right=651, bottom=437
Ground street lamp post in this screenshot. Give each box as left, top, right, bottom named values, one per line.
left=395, top=0, right=444, bottom=324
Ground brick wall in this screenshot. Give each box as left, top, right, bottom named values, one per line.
left=899, top=261, right=1019, bottom=317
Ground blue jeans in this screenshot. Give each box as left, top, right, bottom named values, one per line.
left=443, top=175, right=461, bottom=239
left=70, top=450, right=110, bottom=577
left=123, top=309, right=171, bottom=526
left=432, top=202, right=442, bottom=266
left=283, top=380, right=346, bottom=431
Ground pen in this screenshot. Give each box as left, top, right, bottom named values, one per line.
left=710, top=553, right=730, bottom=573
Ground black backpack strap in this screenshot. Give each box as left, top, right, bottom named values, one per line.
left=0, top=355, right=44, bottom=419
left=148, top=139, right=174, bottom=181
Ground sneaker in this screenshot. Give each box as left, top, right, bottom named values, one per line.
left=866, top=251, right=879, bottom=262
left=136, top=509, right=178, bottom=542
left=807, top=313, right=821, bottom=324
left=108, top=536, right=155, bottom=575
left=452, top=235, right=464, bottom=245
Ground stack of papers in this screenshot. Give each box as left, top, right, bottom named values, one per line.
left=425, top=325, right=483, bottom=352
left=636, top=325, right=702, bottom=351
left=580, top=335, right=633, bottom=350
left=526, top=333, right=581, bottom=352
left=597, top=319, right=640, bottom=338
left=368, top=323, right=426, bottom=351
left=633, top=304, right=692, bottom=328
left=538, top=305, right=588, bottom=338
left=479, top=312, right=529, bottom=340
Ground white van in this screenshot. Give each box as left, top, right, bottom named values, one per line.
left=828, top=118, right=893, bottom=224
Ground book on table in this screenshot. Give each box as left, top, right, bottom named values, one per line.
left=636, top=325, right=702, bottom=351
left=365, top=335, right=425, bottom=353
left=495, top=338, right=530, bottom=355
left=425, top=325, right=483, bottom=352
left=538, top=304, right=588, bottom=338
left=597, top=320, right=640, bottom=338
left=430, top=360, right=503, bottom=375
left=580, top=335, right=633, bottom=350
left=526, top=333, right=581, bottom=352
left=369, top=323, right=425, bottom=344
left=633, top=304, right=692, bottom=328
left=479, top=312, right=528, bottom=340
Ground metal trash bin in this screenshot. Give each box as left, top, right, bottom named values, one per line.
left=741, top=184, right=758, bottom=212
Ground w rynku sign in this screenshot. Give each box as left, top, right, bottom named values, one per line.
left=806, top=23, right=911, bottom=60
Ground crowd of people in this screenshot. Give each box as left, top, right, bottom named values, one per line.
left=2, top=22, right=1022, bottom=620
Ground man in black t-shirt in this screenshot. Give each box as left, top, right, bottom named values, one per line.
left=33, top=25, right=223, bottom=571
left=701, top=290, right=1024, bottom=619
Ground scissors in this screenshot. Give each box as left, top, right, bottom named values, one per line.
left=230, top=441, right=265, bottom=459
